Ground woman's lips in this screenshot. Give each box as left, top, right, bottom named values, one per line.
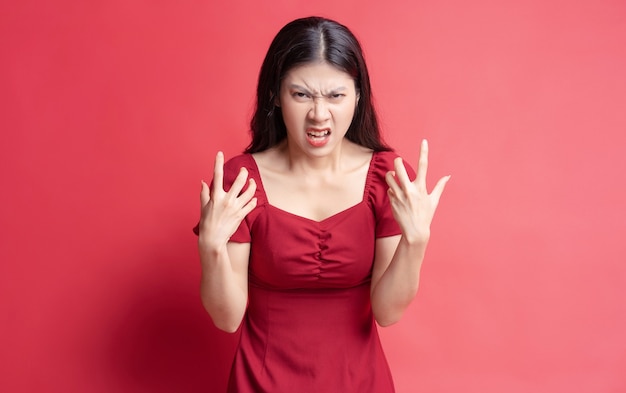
left=306, top=128, right=331, bottom=147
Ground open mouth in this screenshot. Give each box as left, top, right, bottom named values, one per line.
left=306, top=129, right=330, bottom=139
left=306, top=128, right=331, bottom=147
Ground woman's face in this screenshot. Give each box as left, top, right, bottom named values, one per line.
left=278, top=61, right=359, bottom=156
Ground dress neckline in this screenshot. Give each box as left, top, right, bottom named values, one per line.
left=246, top=152, right=378, bottom=224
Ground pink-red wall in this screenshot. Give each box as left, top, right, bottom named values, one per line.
left=2, top=1, right=625, bottom=392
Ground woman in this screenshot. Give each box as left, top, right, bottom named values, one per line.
left=195, top=16, right=449, bottom=393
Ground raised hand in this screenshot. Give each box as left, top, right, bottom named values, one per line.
left=385, top=139, right=450, bottom=244
left=198, top=151, right=257, bottom=251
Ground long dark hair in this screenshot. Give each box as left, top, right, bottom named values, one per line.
left=245, top=16, right=391, bottom=154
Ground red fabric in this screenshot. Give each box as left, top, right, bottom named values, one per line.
left=213, top=152, right=415, bottom=392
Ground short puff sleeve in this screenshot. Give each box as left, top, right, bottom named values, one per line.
left=192, top=154, right=261, bottom=243
left=367, top=151, right=416, bottom=238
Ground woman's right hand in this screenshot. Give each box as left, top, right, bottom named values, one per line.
left=198, top=151, right=257, bottom=252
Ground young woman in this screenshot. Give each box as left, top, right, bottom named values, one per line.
left=195, top=16, right=450, bottom=393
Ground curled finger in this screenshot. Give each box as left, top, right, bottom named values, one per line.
left=228, top=167, right=251, bottom=196
left=238, top=178, right=257, bottom=204
left=385, top=170, right=402, bottom=199
left=200, top=180, right=210, bottom=209
left=393, top=157, right=412, bottom=190
left=240, top=197, right=258, bottom=218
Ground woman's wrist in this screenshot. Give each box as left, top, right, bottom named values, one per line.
left=198, top=237, right=229, bottom=261
left=400, top=229, right=430, bottom=247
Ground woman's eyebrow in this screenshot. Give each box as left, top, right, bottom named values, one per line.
left=288, top=84, right=348, bottom=95
left=288, top=84, right=311, bottom=93
left=326, top=87, right=347, bottom=95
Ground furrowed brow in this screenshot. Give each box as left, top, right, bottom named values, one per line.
left=288, top=84, right=313, bottom=94
left=288, top=84, right=348, bottom=96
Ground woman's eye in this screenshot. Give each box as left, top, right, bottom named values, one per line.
left=293, top=92, right=309, bottom=99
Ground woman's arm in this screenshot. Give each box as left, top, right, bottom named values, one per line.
left=199, top=241, right=250, bottom=333
left=370, top=235, right=427, bottom=326
left=370, top=140, right=450, bottom=326
left=198, top=152, right=257, bottom=332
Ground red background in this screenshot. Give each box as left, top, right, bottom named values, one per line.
left=2, top=0, right=625, bottom=392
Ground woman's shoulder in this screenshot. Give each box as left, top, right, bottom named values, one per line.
left=220, top=153, right=259, bottom=185
left=224, top=153, right=254, bottom=168
left=370, top=150, right=415, bottom=179
left=371, top=150, right=400, bottom=171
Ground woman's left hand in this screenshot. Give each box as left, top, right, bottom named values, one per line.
left=385, top=139, right=450, bottom=244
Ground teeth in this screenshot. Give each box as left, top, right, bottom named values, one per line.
left=307, top=130, right=329, bottom=137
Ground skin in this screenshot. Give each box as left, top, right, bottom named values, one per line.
left=255, top=61, right=371, bottom=221
left=197, top=61, right=450, bottom=332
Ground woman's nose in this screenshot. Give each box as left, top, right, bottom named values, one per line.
left=308, top=97, right=330, bottom=122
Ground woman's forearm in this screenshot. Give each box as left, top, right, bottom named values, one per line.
left=370, top=235, right=428, bottom=326
left=199, top=242, right=249, bottom=333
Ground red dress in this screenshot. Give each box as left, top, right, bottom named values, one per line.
left=218, top=151, right=414, bottom=393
